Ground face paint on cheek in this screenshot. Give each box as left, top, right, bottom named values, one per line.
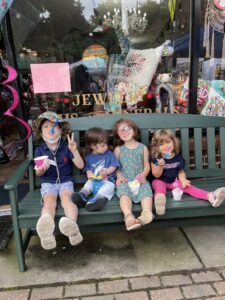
left=49, top=119, right=59, bottom=135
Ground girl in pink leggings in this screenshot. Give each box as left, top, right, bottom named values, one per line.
left=150, top=129, right=225, bottom=215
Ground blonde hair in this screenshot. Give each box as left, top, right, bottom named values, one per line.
left=151, top=129, right=180, bottom=158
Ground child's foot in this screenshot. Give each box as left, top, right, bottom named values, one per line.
left=59, top=217, right=83, bottom=246
left=124, top=213, right=141, bottom=231
left=72, top=192, right=87, bottom=208
left=138, top=209, right=154, bottom=225
left=36, top=214, right=56, bottom=250
left=154, top=194, right=166, bottom=215
left=208, top=187, right=225, bottom=207
left=86, top=197, right=108, bottom=211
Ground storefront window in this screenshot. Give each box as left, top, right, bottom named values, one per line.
left=199, top=0, right=225, bottom=117
left=8, top=0, right=191, bottom=118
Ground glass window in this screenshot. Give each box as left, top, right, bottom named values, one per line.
left=8, top=0, right=191, bottom=118
left=199, top=0, right=225, bottom=117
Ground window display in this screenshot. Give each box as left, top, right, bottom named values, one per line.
left=6, top=0, right=194, bottom=118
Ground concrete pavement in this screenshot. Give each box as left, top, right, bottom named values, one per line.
left=1, top=225, right=225, bottom=299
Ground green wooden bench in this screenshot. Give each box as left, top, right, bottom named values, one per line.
left=4, top=113, right=225, bottom=271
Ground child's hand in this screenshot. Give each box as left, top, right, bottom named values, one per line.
left=87, top=170, right=94, bottom=179
left=157, top=158, right=166, bottom=167
left=181, top=179, right=191, bottom=188
left=135, top=173, right=146, bottom=184
left=35, top=162, right=50, bottom=175
left=116, top=173, right=127, bottom=186
left=99, top=168, right=107, bottom=179
left=67, top=133, right=77, bottom=153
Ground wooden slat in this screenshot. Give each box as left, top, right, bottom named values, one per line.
left=207, top=127, right=216, bottom=169
left=181, top=128, right=190, bottom=170
left=73, top=131, right=80, bottom=149
left=73, top=131, right=81, bottom=176
left=66, top=114, right=225, bottom=130
left=140, top=129, right=149, bottom=145
left=220, top=127, right=225, bottom=169
left=194, top=128, right=203, bottom=169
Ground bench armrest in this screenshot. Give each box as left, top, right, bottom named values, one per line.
left=4, top=159, right=32, bottom=190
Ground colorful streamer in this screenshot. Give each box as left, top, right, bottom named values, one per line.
left=1, top=65, right=32, bottom=143
left=168, top=0, right=176, bottom=22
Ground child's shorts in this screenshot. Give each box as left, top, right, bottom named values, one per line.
left=40, top=181, right=74, bottom=204
left=116, top=182, right=153, bottom=204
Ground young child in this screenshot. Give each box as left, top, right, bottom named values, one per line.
left=72, top=127, right=120, bottom=211
left=34, top=111, right=84, bottom=250
left=150, top=129, right=225, bottom=215
left=114, top=118, right=154, bottom=231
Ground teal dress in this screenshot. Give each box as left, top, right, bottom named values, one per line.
left=116, top=143, right=152, bottom=203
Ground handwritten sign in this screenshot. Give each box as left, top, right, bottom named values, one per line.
left=31, top=63, right=71, bottom=94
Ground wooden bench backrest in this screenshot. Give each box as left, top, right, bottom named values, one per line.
left=28, top=114, right=225, bottom=187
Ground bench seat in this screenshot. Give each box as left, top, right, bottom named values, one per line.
left=18, top=178, right=225, bottom=229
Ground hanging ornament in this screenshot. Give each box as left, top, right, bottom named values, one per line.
left=168, top=0, right=177, bottom=22
left=1, top=65, right=32, bottom=143
left=203, top=0, right=225, bottom=69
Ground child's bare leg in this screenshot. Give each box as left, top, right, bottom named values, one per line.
left=138, top=197, right=154, bottom=225
left=120, top=195, right=141, bottom=231
left=59, top=190, right=83, bottom=245
left=41, top=193, right=57, bottom=218
left=36, top=193, right=57, bottom=250
left=60, top=190, right=78, bottom=221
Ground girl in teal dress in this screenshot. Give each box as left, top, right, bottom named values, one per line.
left=114, top=118, right=154, bottom=231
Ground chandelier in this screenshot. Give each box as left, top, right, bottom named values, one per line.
left=103, top=6, right=148, bottom=34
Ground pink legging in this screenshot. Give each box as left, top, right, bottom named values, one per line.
left=152, top=179, right=209, bottom=200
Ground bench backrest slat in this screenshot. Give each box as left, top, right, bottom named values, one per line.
left=73, top=130, right=81, bottom=176
left=207, top=127, right=216, bottom=169
left=181, top=128, right=190, bottom=172
left=220, top=127, right=225, bottom=169
left=194, top=128, right=203, bottom=170
left=140, top=129, right=149, bottom=145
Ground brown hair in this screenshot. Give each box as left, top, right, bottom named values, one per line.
left=113, top=118, right=140, bottom=146
left=151, top=129, right=180, bottom=158
left=85, top=127, right=108, bottom=152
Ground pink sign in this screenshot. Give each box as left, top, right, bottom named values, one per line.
left=31, top=63, right=71, bottom=94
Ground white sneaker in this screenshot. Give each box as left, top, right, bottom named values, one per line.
left=59, top=217, right=83, bottom=246
left=208, top=187, right=225, bottom=207
left=36, top=214, right=56, bottom=250
left=154, top=194, right=166, bottom=215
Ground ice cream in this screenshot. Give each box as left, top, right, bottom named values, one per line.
left=34, top=156, right=49, bottom=169
left=164, top=152, right=171, bottom=159
left=172, top=187, right=183, bottom=201
left=128, top=180, right=141, bottom=196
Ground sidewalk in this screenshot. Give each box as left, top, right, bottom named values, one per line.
left=1, top=225, right=225, bottom=299
left=1, top=268, right=225, bottom=300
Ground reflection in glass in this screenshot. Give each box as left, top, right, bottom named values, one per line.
left=7, top=0, right=191, bottom=117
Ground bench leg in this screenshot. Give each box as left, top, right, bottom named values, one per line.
left=9, top=189, right=27, bottom=272
left=12, top=218, right=26, bottom=272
